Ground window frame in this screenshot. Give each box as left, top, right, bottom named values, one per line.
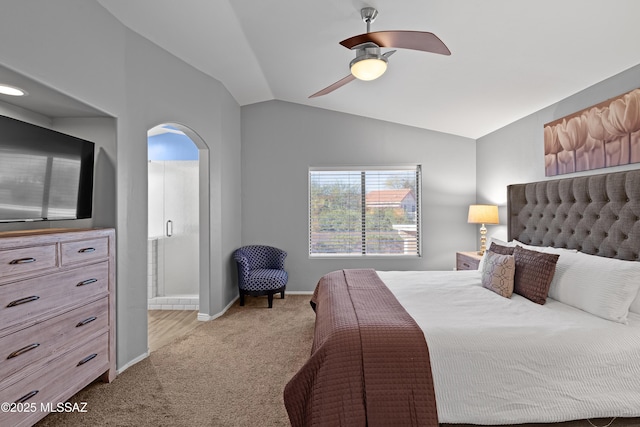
left=308, top=165, right=422, bottom=259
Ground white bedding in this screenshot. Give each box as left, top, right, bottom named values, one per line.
left=377, top=270, right=640, bottom=425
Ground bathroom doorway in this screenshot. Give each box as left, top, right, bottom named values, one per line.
left=147, top=124, right=201, bottom=311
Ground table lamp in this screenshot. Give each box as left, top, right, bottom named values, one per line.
left=468, top=205, right=499, bottom=255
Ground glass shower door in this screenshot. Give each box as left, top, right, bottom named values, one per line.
left=148, top=160, right=199, bottom=298
left=162, top=161, right=199, bottom=296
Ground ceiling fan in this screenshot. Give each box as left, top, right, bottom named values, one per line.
left=309, top=7, right=451, bottom=98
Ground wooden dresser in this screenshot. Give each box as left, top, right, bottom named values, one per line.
left=0, top=228, right=115, bottom=427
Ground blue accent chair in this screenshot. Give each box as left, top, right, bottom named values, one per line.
left=233, top=245, right=288, bottom=308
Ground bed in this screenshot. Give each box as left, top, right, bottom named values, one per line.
left=284, top=169, right=640, bottom=426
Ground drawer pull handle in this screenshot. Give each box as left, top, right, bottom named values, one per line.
left=9, top=257, right=36, bottom=265
left=79, top=247, right=96, bottom=253
left=77, top=278, right=98, bottom=287
left=7, top=343, right=40, bottom=359
left=76, top=316, right=97, bottom=327
left=77, top=353, right=98, bottom=366
left=7, top=295, right=40, bottom=307
left=15, top=390, right=39, bottom=404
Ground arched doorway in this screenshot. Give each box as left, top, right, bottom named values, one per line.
left=146, top=123, right=210, bottom=349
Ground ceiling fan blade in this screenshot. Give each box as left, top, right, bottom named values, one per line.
left=340, top=31, right=451, bottom=55
left=383, top=50, right=397, bottom=59
left=309, top=74, right=356, bottom=98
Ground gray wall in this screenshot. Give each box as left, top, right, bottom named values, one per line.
left=476, top=64, right=640, bottom=242
left=0, top=1, right=241, bottom=370
left=219, top=85, right=243, bottom=305
left=241, top=100, right=477, bottom=291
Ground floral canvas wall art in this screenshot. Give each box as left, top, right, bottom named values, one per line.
left=544, top=88, right=640, bottom=176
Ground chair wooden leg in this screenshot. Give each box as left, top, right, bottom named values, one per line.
left=280, top=289, right=285, bottom=299
left=268, top=293, right=274, bottom=308
left=239, top=292, right=245, bottom=306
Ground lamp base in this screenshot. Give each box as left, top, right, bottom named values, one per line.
left=478, top=224, right=487, bottom=255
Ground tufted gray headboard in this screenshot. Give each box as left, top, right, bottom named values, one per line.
left=507, top=169, right=640, bottom=261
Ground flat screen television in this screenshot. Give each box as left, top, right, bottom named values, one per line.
left=0, top=115, right=94, bottom=223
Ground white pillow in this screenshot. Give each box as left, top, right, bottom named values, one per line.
left=547, top=250, right=640, bottom=324
left=541, top=246, right=580, bottom=255
left=514, top=239, right=580, bottom=253
left=478, top=237, right=513, bottom=271
left=514, top=241, right=580, bottom=255
left=494, top=237, right=514, bottom=247
left=512, top=239, right=543, bottom=251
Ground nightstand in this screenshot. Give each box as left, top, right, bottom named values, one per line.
left=456, top=251, right=483, bottom=270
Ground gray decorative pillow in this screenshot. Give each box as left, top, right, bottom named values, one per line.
left=481, top=251, right=516, bottom=298
left=512, top=246, right=559, bottom=305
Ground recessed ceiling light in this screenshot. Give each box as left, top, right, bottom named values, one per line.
left=0, top=84, right=27, bottom=96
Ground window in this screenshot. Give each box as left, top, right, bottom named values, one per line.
left=309, top=166, right=421, bottom=257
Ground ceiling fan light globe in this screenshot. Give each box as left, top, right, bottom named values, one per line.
left=350, top=57, right=387, bottom=81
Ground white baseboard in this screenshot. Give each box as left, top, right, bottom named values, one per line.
left=197, top=295, right=239, bottom=321
left=117, top=351, right=149, bottom=375
left=195, top=292, right=311, bottom=321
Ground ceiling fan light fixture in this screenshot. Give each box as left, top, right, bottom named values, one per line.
left=350, top=55, right=388, bottom=81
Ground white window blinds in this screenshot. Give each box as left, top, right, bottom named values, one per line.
left=309, top=166, right=421, bottom=257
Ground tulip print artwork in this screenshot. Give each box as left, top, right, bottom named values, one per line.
left=544, top=88, right=640, bottom=176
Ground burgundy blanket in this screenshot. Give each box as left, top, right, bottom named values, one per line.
left=283, top=269, right=438, bottom=426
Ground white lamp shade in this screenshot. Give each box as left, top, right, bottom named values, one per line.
left=468, top=204, right=499, bottom=224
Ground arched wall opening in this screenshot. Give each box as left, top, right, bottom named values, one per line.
left=146, top=123, right=210, bottom=320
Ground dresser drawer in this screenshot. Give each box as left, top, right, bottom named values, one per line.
left=0, top=244, right=58, bottom=279
left=0, top=297, right=108, bottom=381
left=0, top=262, right=109, bottom=332
left=61, top=237, right=109, bottom=266
left=0, top=332, right=109, bottom=427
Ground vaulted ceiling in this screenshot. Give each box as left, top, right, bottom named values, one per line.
left=96, top=0, right=640, bottom=139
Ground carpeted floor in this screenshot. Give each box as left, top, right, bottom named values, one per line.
left=35, top=294, right=640, bottom=427
left=36, top=294, right=315, bottom=427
